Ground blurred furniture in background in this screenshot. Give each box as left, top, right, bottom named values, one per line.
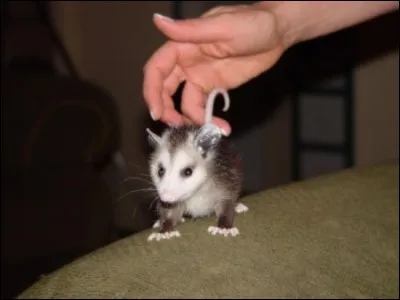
left=1, top=69, right=120, bottom=298
left=1, top=1, right=134, bottom=297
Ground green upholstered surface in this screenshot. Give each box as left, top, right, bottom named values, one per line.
left=18, top=163, right=399, bottom=299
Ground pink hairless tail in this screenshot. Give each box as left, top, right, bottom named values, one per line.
left=146, top=88, right=231, bottom=138
left=204, top=88, right=230, bottom=124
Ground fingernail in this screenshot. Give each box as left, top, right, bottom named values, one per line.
left=150, top=110, right=158, bottom=121
left=221, top=128, right=230, bottom=136
left=153, top=13, right=174, bottom=22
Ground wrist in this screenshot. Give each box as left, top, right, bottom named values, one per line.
left=254, top=1, right=400, bottom=50
left=252, top=1, right=302, bottom=51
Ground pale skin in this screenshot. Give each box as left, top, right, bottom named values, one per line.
left=143, top=1, right=399, bottom=136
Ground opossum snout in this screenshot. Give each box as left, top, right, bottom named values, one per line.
left=160, top=190, right=180, bottom=203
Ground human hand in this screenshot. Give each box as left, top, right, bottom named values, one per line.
left=142, top=2, right=290, bottom=135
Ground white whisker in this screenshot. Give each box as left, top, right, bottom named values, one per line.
left=117, top=188, right=157, bottom=203
left=148, top=195, right=160, bottom=211
left=120, top=176, right=152, bottom=185
left=131, top=205, right=138, bottom=219
left=139, top=172, right=152, bottom=178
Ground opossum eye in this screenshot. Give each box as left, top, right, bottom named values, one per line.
left=181, top=167, right=193, bottom=178
left=157, top=164, right=165, bottom=178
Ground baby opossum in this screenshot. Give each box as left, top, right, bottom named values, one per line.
left=146, top=88, right=248, bottom=242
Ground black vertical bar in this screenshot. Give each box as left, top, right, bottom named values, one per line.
left=172, top=1, right=183, bottom=19
left=345, top=68, right=355, bottom=168
left=345, top=30, right=355, bottom=168
left=291, top=47, right=301, bottom=182
left=1, top=2, right=9, bottom=69
left=292, top=90, right=300, bottom=181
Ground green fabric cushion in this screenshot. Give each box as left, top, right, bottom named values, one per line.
left=19, top=162, right=399, bottom=299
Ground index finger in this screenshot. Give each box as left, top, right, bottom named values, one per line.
left=143, top=41, right=179, bottom=120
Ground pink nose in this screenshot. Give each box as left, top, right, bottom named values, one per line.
left=161, top=192, right=178, bottom=203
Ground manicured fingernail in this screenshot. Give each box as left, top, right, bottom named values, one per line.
left=221, top=128, right=230, bottom=136
left=150, top=110, right=158, bottom=121
left=154, top=13, right=174, bottom=22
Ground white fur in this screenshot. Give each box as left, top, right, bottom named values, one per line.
left=150, top=134, right=215, bottom=211
left=184, top=179, right=222, bottom=217
left=152, top=218, right=185, bottom=228
left=152, top=220, right=160, bottom=228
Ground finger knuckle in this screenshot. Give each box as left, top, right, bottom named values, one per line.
left=202, top=5, right=229, bottom=17
left=180, top=101, right=192, bottom=115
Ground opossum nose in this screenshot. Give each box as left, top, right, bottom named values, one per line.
left=161, top=192, right=178, bottom=203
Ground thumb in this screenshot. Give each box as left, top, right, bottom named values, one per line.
left=152, top=13, right=233, bottom=43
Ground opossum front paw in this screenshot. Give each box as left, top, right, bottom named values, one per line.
left=152, top=218, right=186, bottom=228
left=147, top=230, right=181, bottom=242
left=234, top=202, right=249, bottom=214
left=207, top=226, right=240, bottom=237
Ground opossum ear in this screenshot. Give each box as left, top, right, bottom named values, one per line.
left=146, top=128, right=161, bottom=148
left=194, top=124, right=222, bottom=156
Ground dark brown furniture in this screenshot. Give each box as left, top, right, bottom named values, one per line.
left=1, top=68, right=121, bottom=298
